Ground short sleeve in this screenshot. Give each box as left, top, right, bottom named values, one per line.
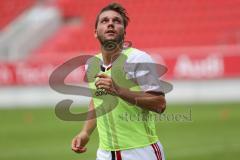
left=124, top=49, right=163, bottom=92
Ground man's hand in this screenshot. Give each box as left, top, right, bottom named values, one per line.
left=71, top=131, right=90, bottom=153
left=95, top=73, right=120, bottom=95
left=95, top=73, right=166, bottom=114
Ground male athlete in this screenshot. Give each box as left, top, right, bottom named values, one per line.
left=71, top=3, right=166, bottom=160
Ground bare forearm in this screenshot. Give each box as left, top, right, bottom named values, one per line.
left=95, top=73, right=166, bottom=113
left=117, top=88, right=166, bottom=113
left=82, top=99, right=96, bottom=135
left=82, top=119, right=96, bottom=136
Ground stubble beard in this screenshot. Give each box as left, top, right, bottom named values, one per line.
left=97, top=31, right=125, bottom=51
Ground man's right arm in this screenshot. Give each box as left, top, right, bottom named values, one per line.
left=71, top=99, right=96, bottom=153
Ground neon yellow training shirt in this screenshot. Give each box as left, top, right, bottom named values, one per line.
left=87, top=47, right=159, bottom=151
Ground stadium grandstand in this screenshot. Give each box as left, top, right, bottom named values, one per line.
left=0, top=0, right=240, bottom=106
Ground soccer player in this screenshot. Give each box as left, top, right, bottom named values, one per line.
left=71, top=3, right=166, bottom=160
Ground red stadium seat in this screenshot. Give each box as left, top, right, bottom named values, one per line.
left=0, top=0, right=36, bottom=30
left=33, top=0, right=240, bottom=56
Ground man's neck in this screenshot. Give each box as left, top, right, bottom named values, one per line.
left=101, top=47, right=122, bottom=65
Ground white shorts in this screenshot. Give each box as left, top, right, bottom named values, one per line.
left=96, top=141, right=165, bottom=160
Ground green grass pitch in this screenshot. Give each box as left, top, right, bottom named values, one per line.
left=0, top=103, right=240, bottom=160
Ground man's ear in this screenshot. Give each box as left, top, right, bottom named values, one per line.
left=94, top=30, right=98, bottom=38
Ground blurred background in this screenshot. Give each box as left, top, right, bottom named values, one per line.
left=0, top=0, right=240, bottom=160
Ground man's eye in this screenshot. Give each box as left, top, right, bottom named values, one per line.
left=101, top=19, right=108, bottom=23
left=114, top=19, right=121, bottom=23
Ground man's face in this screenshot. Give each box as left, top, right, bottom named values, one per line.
left=95, top=10, right=125, bottom=45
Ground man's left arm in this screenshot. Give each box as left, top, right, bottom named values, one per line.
left=118, top=87, right=166, bottom=113
left=95, top=74, right=166, bottom=113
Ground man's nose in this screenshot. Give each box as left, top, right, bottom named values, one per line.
left=107, top=20, right=114, bottom=28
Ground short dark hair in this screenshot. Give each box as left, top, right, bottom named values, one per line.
left=95, top=3, right=130, bottom=29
